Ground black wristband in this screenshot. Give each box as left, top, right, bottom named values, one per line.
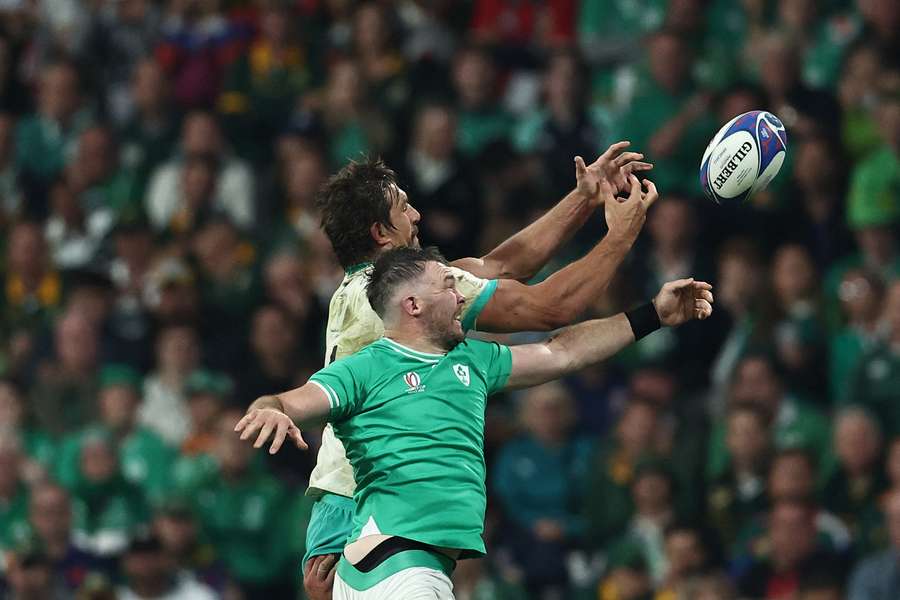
left=625, top=302, right=661, bottom=341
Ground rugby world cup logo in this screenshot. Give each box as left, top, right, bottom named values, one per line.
left=404, top=371, right=424, bottom=393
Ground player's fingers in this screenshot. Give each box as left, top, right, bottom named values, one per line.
left=317, top=553, right=338, bottom=578
left=290, top=426, right=309, bottom=450
left=665, top=277, right=695, bottom=292
left=601, top=140, right=630, bottom=159
left=628, top=161, right=654, bottom=172
left=692, top=281, right=713, bottom=291
left=641, top=179, right=659, bottom=208
left=695, top=299, right=713, bottom=319
left=238, top=416, right=263, bottom=441
left=270, top=420, right=288, bottom=454
left=574, top=155, right=587, bottom=177
left=253, top=419, right=276, bottom=448
left=697, top=289, right=714, bottom=303
left=234, top=411, right=254, bottom=432
left=627, top=174, right=642, bottom=202
left=613, top=151, right=643, bottom=168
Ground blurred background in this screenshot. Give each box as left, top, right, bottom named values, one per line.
left=0, top=0, right=898, bottom=599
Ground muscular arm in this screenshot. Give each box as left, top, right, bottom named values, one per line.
left=452, top=142, right=650, bottom=281
left=506, top=314, right=636, bottom=388
left=477, top=234, right=630, bottom=332
left=452, top=188, right=595, bottom=282
left=476, top=176, right=656, bottom=332
left=504, top=278, right=714, bottom=388
left=235, top=383, right=332, bottom=453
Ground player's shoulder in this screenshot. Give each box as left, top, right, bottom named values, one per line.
left=452, top=338, right=506, bottom=360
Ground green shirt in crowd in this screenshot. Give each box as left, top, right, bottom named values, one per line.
left=309, top=336, right=513, bottom=558
left=0, top=483, right=31, bottom=551
left=846, top=344, right=900, bottom=436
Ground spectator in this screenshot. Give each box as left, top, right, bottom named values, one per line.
left=585, top=398, right=666, bottom=544
left=237, top=304, right=299, bottom=402
left=63, top=430, right=149, bottom=556
left=769, top=244, right=826, bottom=400
left=2, top=546, right=66, bottom=600
left=514, top=48, right=608, bottom=201
left=452, top=45, right=514, bottom=160
left=0, top=438, right=29, bottom=552
left=316, top=56, right=390, bottom=168
left=848, top=487, right=900, bottom=600
left=830, top=269, right=885, bottom=403
left=264, top=145, right=328, bottom=249
left=153, top=498, right=232, bottom=595
left=56, top=365, right=174, bottom=505
left=836, top=43, right=883, bottom=161
left=614, top=459, right=681, bottom=585
left=117, top=59, right=179, bottom=193
left=656, top=522, right=712, bottom=599
left=186, top=409, right=296, bottom=598
left=29, top=310, right=100, bottom=438
left=706, top=402, right=771, bottom=551
left=737, top=499, right=847, bottom=600
left=155, top=0, right=245, bottom=109
left=822, top=407, right=886, bottom=540
left=707, top=353, right=831, bottom=483
left=141, top=257, right=201, bottom=330
left=25, top=482, right=113, bottom=594
left=15, top=61, right=93, bottom=184
left=140, top=324, right=200, bottom=447
left=0, top=112, right=24, bottom=224
left=1, top=220, right=62, bottom=344
left=0, top=378, right=54, bottom=477
left=352, top=2, right=411, bottom=133
left=395, top=102, right=484, bottom=259
left=177, top=369, right=233, bottom=461
left=450, top=557, right=527, bottom=600
left=118, top=532, right=217, bottom=600
left=847, top=280, right=900, bottom=436
left=145, top=111, right=255, bottom=233
left=85, top=0, right=162, bottom=125
left=615, top=30, right=714, bottom=194
left=798, top=569, right=845, bottom=600
left=596, top=540, right=654, bottom=600
left=493, top=382, right=592, bottom=597
left=783, top=135, right=854, bottom=270
left=218, top=0, right=317, bottom=161
left=470, top=0, right=576, bottom=53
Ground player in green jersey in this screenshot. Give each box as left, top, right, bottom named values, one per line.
left=236, top=246, right=714, bottom=599
left=300, top=144, right=653, bottom=598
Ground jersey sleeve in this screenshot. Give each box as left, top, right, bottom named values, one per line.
left=448, top=266, right=498, bottom=333
left=467, top=340, right=513, bottom=394
left=308, top=352, right=369, bottom=423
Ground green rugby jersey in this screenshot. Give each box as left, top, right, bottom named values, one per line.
left=309, top=336, right=512, bottom=557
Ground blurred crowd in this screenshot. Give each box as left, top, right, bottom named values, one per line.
left=0, top=0, right=898, bottom=599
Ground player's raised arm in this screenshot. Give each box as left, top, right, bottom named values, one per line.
left=234, top=383, right=332, bottom=454
left=475, top=175, right=657, bottom=332
left=504, top=278, right=714, bottom=389
left=452, top=141, right=651, bottom=282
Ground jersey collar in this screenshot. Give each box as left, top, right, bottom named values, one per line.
left=345, top=262, right=373, bottom=276
left=382, top=337, right=446, bottom=360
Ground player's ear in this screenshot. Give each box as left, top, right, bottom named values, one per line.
left=401, top=295, right=421, bottom=317
left=371, top=222, right=392, bottom=247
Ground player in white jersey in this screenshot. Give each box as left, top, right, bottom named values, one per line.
left=298, top=145, right=654, bottom=599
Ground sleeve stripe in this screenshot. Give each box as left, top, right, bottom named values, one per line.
left=461, top=278, right=498, bottom=332
left=323, top=383, right=341, bottom=407
left=309, top=380, right=337, bottom=410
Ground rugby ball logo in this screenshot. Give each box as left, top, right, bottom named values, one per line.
left=404, top=372, right=424, bottom=393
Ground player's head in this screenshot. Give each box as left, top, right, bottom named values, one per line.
left=367, top=246, right=465, bottom=350
left=317, top=157, right=421, bottom=269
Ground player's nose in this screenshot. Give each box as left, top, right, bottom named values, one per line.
left=409, top=204, right=421, bottom=223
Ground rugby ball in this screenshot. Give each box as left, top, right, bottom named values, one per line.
left=699, top=110, right=788, bottom=204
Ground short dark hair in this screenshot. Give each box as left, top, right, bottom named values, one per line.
left=366, top=246, right=446, bottom=318
left=316, top=157, right=398, bottom=269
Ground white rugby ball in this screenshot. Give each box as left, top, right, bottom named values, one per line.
left=699, top=110, right=788, bottom=204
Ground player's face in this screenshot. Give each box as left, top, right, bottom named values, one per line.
left=422, top=262, right=465, bottom=350
left=386, top=185, right=421, bottom=249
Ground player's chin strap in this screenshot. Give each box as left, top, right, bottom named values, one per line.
left=353, top=537, right=457, bottom=573
left=625, top=302, right=662, bottom=341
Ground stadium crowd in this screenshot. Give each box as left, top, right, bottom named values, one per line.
left=0, top=0, right=899, bottom=598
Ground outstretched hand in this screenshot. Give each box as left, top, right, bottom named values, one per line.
left=575, top=140, right=654, bottom=205
left=653, top=278, right=714, bottom=327
left=234, top=406, right=308, bottom=454
left=603, top=175, right=658, bottom=244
